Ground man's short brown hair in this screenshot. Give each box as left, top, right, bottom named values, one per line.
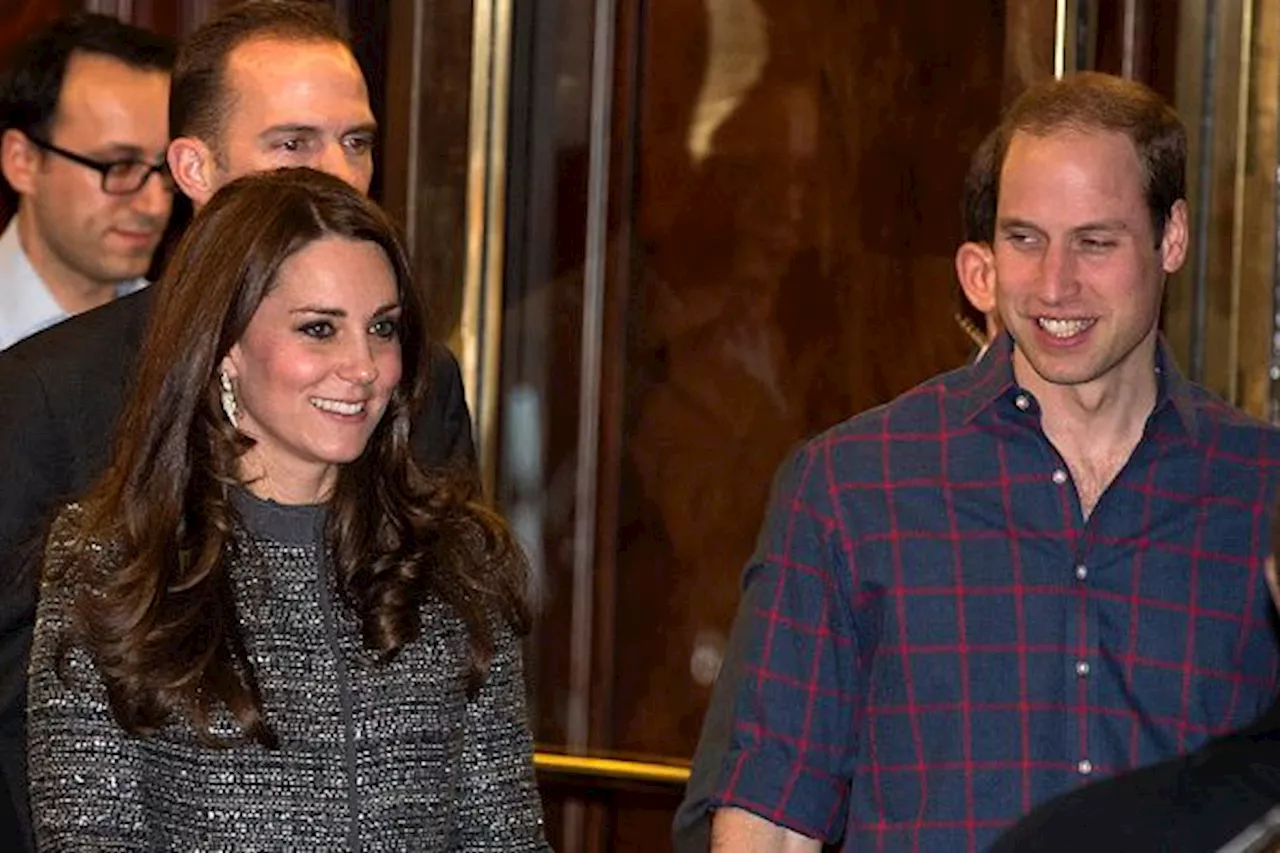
left=991, top=72, right=1186, bottom=245
left=170, top=0, right=348, bottom=148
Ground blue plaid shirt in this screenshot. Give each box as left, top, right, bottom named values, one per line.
left=711, top=334, right=1280, bottom=851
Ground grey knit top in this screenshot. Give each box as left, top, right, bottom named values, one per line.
left=27, top=492, right=549, bottom=852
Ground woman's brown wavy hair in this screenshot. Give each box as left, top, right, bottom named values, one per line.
left=63, top=167, right=528, bottom=747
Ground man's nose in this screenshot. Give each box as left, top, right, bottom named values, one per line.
left=1038, top=242, right=1080, bottom=303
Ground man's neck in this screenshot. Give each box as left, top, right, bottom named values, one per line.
left=1013, top=339, right=1159, bottom=517
left=15, top=209, right=119, bottom=315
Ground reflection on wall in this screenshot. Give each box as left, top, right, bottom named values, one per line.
left=688, top=0, right=768, bottom=163
left=610, top=0, right=1007, bottom=776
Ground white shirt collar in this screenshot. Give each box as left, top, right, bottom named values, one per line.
left=0, top=215, right=147, bottom=350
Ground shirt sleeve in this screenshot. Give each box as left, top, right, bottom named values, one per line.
left=708, top=442, right=862, bottom=843
left=672, top=573, right=762, bottom=853
left=26, top=510, right=147, bottom=852
left=453, top=614, right=550, bottom=852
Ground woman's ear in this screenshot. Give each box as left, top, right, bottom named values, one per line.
left=219, top=348, right=242, bottom=381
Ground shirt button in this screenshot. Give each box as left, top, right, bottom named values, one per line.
left=1075, top=660, right=1090, bottom=677
left=1015, top=394, right=1030, bottom=411
left=1075, top=564, right=1088, bottom=581
left=1052, top=469, right=1068, bottom=485
left=1077, top=759, right=1093, bottom=776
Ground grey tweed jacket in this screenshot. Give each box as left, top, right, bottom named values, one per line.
left=27, top=495, right=549, bottom=852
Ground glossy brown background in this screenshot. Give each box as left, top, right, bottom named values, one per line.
left=615, top=0, right=1003, bottom=757
left=0, top=1, right=76, bottom=64
left=504, top=1, right=1012, bottom=849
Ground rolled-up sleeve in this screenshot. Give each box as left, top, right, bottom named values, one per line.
left=710, top=443, right=863, bottom=843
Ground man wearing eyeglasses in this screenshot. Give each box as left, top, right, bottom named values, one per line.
left=0, top=13, right=175, bottom=351
left=0, top=11, right=174, bottom=846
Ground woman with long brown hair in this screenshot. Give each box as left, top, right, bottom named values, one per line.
left=26, top=167, right=548, bottom=851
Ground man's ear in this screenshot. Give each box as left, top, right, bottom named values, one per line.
left=1160, top=199, right=1189, bottom=275
left=955, top=240, right=996, bottom=317
left=1, top=129, right=41, bottom=197
left=167, top=136, right=219, bottom=206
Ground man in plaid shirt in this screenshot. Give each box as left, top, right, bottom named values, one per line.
left=684, top=72, right=1280, bottom=852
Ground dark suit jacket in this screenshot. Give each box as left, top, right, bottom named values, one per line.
left=0, top=286, right=474, bottom=851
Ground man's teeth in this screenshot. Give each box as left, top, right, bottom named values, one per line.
left=1038, top=317, right=1094, bottom=338
left=311, top=398, right=365, bottom=415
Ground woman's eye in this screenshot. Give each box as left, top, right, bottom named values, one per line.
left=371, top=318, right=399, bottom=339
left=299, top=321, right=334, bottom=339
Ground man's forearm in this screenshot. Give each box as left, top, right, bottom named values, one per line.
left=711, top=807, right=823, bottom=852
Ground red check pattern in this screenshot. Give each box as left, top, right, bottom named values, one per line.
left=711, top=335, right=1280, bottom=852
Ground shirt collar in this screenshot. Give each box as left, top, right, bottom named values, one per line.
left=0, top=216, right=62, bottom=350
left=0, top=215, right=148, bottom=351
left=955, top=331, right=1200, bottom=443
left=1153, top=338, right=1199, bottom=442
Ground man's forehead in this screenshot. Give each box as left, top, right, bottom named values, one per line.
left=225, top=36, right=363, bottom=85
left=59, top=51, right=170, bottom=102
left=997, top=128, right=1144, bottom=201
left=220, top=37, right=372, bottom=124
left=1003, top=126, right=1140, bottom=166
left=64, top=49, right=160, bottom=76
left=51, top=52, right=170, bottom=141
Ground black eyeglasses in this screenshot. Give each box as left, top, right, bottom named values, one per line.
left=26, top=136, right=173, bottom=195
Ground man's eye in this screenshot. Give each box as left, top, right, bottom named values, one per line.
left=277, top=138, right=306, bottom=153
left=299, top=321, right=334, bottom=339
left=106, top=161, right=145, bottom=180
left=345, top=135, right=375, bottom=155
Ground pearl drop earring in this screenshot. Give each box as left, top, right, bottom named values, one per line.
left=219, top=370, right=239, bottom=428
